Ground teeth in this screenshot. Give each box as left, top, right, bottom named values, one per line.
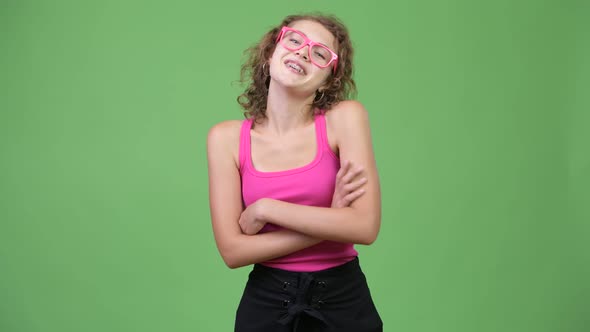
left=287, top=62, right=303, bottom=74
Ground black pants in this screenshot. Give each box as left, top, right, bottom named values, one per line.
left=235, top=257, right=382, bottom=332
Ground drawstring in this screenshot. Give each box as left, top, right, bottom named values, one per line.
left=277, top=273, right=328, bottom=331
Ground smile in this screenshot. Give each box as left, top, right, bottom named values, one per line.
left=284, top=60, right=306, bottom=75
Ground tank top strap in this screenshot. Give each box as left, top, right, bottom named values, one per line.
left=239, top=118, right=253, bottom=172
left=314, top=113, right=337, bottom=158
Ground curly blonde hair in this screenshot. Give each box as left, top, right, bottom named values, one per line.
left=237, top=14, right=357, bottom=121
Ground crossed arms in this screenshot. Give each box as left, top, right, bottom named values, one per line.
left=207, top=101, right=381, bottom=268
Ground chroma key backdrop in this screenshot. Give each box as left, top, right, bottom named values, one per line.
left=1, top=1, right=588, bottom=331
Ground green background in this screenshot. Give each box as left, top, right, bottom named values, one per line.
left=1, top=0, right=588, bottom=331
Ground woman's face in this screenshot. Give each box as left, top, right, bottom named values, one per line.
left=268, top=20, right=337, bottom=96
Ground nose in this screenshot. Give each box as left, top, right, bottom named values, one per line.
left=295, top=45, right=310, bottom=61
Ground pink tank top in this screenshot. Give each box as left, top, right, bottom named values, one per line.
left=239, top=114, right=358, bottom=272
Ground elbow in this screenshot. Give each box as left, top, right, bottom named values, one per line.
left=216, top=234, right=253, bottom=269
left=220, top=248, right=250, bottom=269
left=220, top=251, right=241, bottom=269
left=357, top=230, right=378, bottom=245
left=224, top=260, right=242, bottom=270
left=356, top=215, right=380, bottom=245
left=361, top=236, right=377, bottom=246
left=221, top=254, right=239, bottom=269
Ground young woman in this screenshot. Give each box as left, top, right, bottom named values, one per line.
left=207, top=13, right=382, bottom=332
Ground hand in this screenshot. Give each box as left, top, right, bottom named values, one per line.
left=331, top=160, right=367, bottom=208
left=239, top=199, right=267, bottom=235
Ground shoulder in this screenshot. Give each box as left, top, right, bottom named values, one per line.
left=324, top=100, right=370, bottom=133
left=330, top=100, right=367, bottom=113
left=323, top=101, right=372, bottom=151
left=325, top=100, right=369, bottom=125
left=207, top=120, right=244, bottom=144
left=207, top=120, right=244, bottom=161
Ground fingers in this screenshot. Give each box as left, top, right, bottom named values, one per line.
left=340, top=187, right=366, bottom=206
left=238, top=214, right=247, bottom=233
left=335, top=159, right=351, bottom=183
left=238, top=212, right=253, bottom=235
left=341, top=166, right=364, bottom=185
left=332, top=160, right=368, bottom=208
left=338, top=160, right=364, bottom=185
left=339, top=177, right=367, bottom=207
left=343, top=177, right=367, bottom=193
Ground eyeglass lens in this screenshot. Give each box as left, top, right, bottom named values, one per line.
left=281, top=30, right=332, bottom=67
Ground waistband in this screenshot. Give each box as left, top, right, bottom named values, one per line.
left=253, top=256, right=360, bottom=279
left=250, top=257, right=363, bottom=331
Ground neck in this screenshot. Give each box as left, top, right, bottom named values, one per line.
left=262, top=83, right=316, bottom=135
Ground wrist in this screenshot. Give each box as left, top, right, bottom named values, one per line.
left=257, top=198, right=272, bottom=222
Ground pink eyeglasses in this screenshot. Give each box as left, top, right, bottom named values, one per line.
left=276, top=26, right=339, bottom=73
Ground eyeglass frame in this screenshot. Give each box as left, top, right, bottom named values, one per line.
left=275, top=26, right=339, bottom=74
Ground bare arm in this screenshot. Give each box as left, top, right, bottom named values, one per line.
left=239, top=101, right=382, bottom=245
left=207, top=121, right=322, bottom=269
